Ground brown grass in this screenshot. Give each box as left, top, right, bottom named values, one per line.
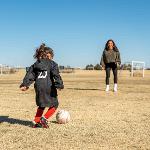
left=0, top=69, right=150, bottom=150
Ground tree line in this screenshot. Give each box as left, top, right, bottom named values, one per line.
left=85, top=64, right=132, bottom=70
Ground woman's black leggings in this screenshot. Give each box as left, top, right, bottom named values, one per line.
left=105, top=63, right=118, bottom=85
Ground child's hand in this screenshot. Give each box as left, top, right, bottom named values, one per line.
left=20, top=86, right=28, bottom=91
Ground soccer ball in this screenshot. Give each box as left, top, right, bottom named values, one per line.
left=56, top=110, right=70, bottom=124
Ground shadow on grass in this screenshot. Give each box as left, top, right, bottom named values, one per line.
left=0, top=116, right=32, bottom=127
left=67, top=88, right=101, bottom=91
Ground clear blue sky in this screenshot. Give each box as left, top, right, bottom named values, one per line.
left=0, top=0, right=150, bottom=68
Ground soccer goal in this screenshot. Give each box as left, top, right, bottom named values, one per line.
left=0, top=64, right=18, bottom=75
left=0, top=64, right=3, bottom=75
left=131, top=61, right=145, bottom=77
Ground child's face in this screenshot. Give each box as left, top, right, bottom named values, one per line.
left=47, top=53, right=53, bottom=60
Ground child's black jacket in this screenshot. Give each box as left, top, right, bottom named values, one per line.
left=20, top=59, right=64, bottom=108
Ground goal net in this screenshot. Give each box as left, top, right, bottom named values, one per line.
left=0, top=64, right=18, bottom=75
left=131, top=61, right=145, bottom=77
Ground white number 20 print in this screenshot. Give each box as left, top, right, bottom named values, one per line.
left=38, top=71, right=47, bottom=79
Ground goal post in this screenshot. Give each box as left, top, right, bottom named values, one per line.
left=0, top=64, right=2, bottom=75
left=131, top=61, right=145, bottom=77
left=0, top=64, right=18, bottom=75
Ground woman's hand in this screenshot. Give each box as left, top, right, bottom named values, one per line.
left=115, top=62, right=120, bottom=68
left=100, top=65, right=105, bottom=70
left=20, top=86, right=28, bottom=91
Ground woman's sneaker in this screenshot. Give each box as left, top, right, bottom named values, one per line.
left=40, top=117, right=49, bottom=128
left=105, top=85, right=109, bottom=92
left=114, top=84, right=118, bottom=92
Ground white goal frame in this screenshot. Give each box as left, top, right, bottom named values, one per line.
left=131, top=61, right=145, bottom=77
left=0, top=64, right=17, bottom=75
left=0, top=64, right=2, bottom=75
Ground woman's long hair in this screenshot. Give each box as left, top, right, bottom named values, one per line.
left=104, top=39, right=119, bottom=52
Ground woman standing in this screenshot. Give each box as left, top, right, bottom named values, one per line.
left=100, top=39, right=121, bottom=92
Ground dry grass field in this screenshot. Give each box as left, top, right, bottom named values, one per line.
left=0, top=69, right=150, bottom=150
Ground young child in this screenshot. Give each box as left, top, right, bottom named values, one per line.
left=20, top=43, right=64, bottom=128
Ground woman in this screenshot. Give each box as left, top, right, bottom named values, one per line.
left=100, top=39, right=121, bottom=92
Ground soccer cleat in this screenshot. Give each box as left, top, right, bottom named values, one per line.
left=32, top=122, right=43, bottom=128
left=105, top=85, right=110, bottom=92
left=40, top=116, right=49, bottom=128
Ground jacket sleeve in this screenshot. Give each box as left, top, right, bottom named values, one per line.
left=100, top=51, right=105, bottom=66
left=116, top=51, right=121, bottom=65
left=50, top=62, right=64, bottom=89
left=20, top=65, right=35, bottom=88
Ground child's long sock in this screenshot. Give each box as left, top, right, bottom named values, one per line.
left=44, top=107, right=56, bottom=119
left=34, top=107, right=45, bottom=123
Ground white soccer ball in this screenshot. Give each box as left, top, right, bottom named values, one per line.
left=56, top=110, right=70, bottom=124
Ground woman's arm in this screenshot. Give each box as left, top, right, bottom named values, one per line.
left=100, top=51, right=105, bottom=67
left=116, top=51, right=121, bottom=65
